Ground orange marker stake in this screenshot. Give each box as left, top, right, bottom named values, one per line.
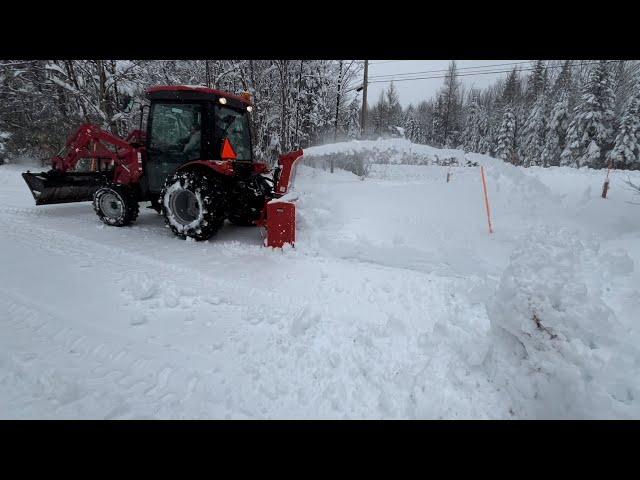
left=480, top=166, right=494, bottom=234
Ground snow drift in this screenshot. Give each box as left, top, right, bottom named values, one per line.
left=486, top=227, right=639, bottom=419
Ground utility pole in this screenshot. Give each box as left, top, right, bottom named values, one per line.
left=205, top=60, right=211, bottom=87
left=332, top=60, right=344, bottom=173
left=361, top=59, right=368, bottom=139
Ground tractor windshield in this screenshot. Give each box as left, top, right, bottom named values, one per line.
left=214, top=105, right=252, bottom=161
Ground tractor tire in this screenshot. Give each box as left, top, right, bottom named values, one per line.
left=160, top=170, right=227, bottom=241
left=93, top=184, right=139, bottom=227
left=227, top=175, right=273, bottom=227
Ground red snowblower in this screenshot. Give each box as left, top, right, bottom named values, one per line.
left=22, top=86, right=304, bottom=247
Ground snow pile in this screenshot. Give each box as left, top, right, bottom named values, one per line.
left=303, top=138, right=467, bottom=169
left=485, top=226, right=639, bottom=419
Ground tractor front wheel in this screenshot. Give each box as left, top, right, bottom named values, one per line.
left=93, top=184, right=139, bottom=227
left=160, top=170, right=227, bottom=241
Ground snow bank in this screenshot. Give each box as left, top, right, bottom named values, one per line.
left=485, top=227, right=639, bottom=419
left=303, top=138, right=467, bottom=170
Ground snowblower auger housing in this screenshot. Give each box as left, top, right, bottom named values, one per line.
left=22, top=85, right=304, bottom=246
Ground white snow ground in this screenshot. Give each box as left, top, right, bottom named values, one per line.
left=1, top=144, right=639, bottom=419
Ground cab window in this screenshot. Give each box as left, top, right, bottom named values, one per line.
left=150, top=103, right=203, bottom=161
left=214, top=105, right=252, bottom=161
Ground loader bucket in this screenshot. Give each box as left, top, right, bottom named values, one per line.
left=22, top=171, right=106, bottom=205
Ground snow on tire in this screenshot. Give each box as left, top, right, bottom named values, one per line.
left=160, top=170, right=226, bottom=241
left=93, top=184, right=139, bottom=227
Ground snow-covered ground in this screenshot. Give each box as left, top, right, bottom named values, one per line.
left=1, top=146, right=639, bottom=419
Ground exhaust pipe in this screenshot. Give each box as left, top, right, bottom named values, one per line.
left=22, top=170, right=107, bottom=205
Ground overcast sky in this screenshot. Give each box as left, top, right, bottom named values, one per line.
left=364, top=60, right=530, bottom=107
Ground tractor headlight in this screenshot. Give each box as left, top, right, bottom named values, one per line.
left=219, top=97, right=227, bottom=105
left=246, top=106, right=253, bottom=113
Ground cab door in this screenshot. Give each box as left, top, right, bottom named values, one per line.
left=146, top=102, right=204, bottom=193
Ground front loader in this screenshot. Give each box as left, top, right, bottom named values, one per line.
left=22, top=85, right=304, bottom=247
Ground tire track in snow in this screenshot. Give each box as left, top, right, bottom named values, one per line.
left=0, top=209, right=320, bottom=418
left=0, top=182, right=505, bottom=418
left=0, top=289, right=234, bottom=418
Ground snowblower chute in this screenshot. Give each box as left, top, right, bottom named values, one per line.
left=21, top=85, right=304, bottom=247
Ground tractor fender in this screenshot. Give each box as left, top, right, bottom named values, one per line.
left=176, top=159, right=235, bottom=177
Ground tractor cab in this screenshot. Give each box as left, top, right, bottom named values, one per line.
left=144, top=86, right=255, bottom=194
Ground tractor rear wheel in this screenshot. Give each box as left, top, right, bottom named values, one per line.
left=160, top=170, right=227, bottom=241
left=93, top=184, right=139, bottom=227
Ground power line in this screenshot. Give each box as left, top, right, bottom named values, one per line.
left=366, top=60, right=611, bottom=85
left=368, top=61, right=535, bottom=80
left=368, top=60, right=406, bottom=66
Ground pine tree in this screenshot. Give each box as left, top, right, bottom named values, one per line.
left=501, top=68, right=521, bottom=107
left=476, top=104, right=491, bottom=154
left=346, top=96, right=361, bottom=139
left=562, top=61, right=616, bottom=168
left=552, top=60, right=573, bottom=98
left=608, top=80, right=640, bottom=169
left=386, top=82, right=402, bottom=128
left=402, top=105, right=421, bottom=143
left=520, top=95, right=547, bottom=166
left=495, top=106, right=517, bottom=163
left=440, top=61, right=462, bottom=147
left=461, top=92, right=486, bottom=153
left=431, top=93, right=446, bottom=147
left=542, top=90, right=570, bottom=166
left=526, top=60, right=547, bottom=105
left=370, top=90, right=388, bottom=136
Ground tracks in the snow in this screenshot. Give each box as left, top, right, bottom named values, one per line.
left=0, top=288, right=227, bottom=419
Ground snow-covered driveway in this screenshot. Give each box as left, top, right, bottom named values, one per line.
left=1, top=154, right=639, bottom=419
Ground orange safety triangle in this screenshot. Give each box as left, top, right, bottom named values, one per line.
left=221, top=138, right=237, bottom=160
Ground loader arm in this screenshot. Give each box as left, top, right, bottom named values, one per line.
left=51, top=123, right=144, bottom=185
left=23, top=123, right=146, bottom=206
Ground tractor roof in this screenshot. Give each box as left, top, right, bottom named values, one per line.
left=146, top=85, right=252, bottom=106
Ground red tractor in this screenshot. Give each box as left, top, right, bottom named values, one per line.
left=22, top=85, right=303, bottom=246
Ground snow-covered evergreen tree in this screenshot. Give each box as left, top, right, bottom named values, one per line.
left=520, top=95, right=546, bottom=166
left=431, top=93, right=446, bottom=147
left=495, top=107, right=517, bottom=163
left=346, top=96, right=361, bottom=139
left=439, top=61, right=462, bottom=148
left=608, top=80, right=640, bottom=169
left=526, top=60, right=547, bottom=105
left=386, top=82, right=402, bottom=128
left=402, top=105, right=421, bottom=143
left=477, top=105, right=491, bottom=154
left=542, top=90, right=570, bottom=167
left=562, top=61, right=616, bottom=168
left=461, top=92, right=487, bottom=153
